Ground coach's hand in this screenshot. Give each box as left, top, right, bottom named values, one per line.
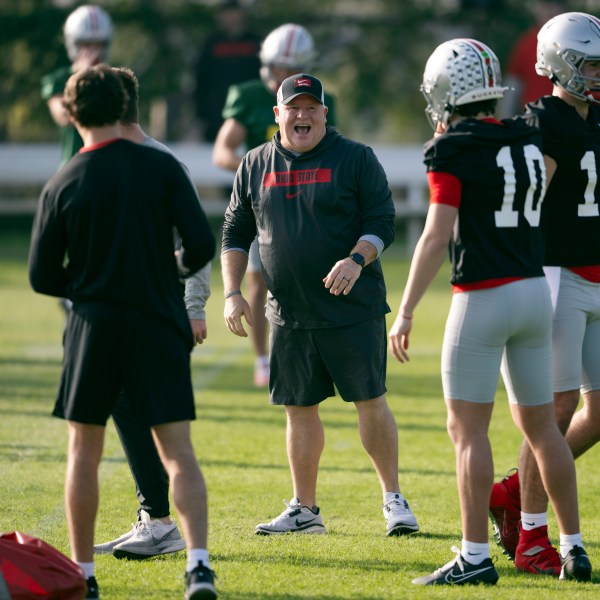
left=224, top=293, right=254, bottom=337
left=323, top=258, right=362, bottom=296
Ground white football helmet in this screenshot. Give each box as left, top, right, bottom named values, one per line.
left=64, top=4, right=113, bottom=63
left=421, top=38, right=507, bottom=129
left=259, top=24, right=317, bottom=87
left=536, top=12, right=600, bottom=104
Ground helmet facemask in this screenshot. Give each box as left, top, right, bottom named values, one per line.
left=536, top=12, right=600, bottom=104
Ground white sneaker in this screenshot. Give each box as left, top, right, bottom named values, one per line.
left=383, top=493, right=419, bottom=536
left=111, top=509, right=186, bottom=559
left=94, top=524, right=137, bottom=555
left=255, top=498, right=326, bottom=535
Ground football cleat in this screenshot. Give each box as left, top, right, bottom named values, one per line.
left=560, top=545, right=592, bottom=582
left=413, top=546, right=499, bottom=586
left=515, top=526, right=561, bottom=576
left=489, top=469, right=521, bottom=560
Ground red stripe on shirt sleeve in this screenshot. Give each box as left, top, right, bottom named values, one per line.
left=427, top=171, right=462, bottom=208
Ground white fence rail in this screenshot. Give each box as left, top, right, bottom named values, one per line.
left=0, top=143, right=429, bottom=252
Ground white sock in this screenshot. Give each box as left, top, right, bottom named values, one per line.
left=521, top=511, right=547, bottom=530
left=560, top=533, right=583, bottom=558
left=76, top=561, right=95, bottom=579
left=256, top=355, right=269, bottom=368
left=187, top=549, right=210, bottom=573
left=383, top=491, right=403, bottom=503
left=461, top=540, right=490, bottom=565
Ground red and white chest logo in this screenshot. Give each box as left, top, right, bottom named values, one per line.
left=263, top=168, right=331, bottom=193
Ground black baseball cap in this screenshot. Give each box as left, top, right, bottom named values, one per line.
left=277, top=73, right=324, bottom=105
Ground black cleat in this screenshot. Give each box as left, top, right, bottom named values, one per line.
left=185, top=562, right=217, bottom=599
left=85, top=576, right=99, bottom=600
left=413, top=546, right=499, bottom=586
left=559, top=546, right=592, bottom=582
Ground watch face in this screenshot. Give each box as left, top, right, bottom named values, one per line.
left=350, top=252, right=365, bottom=266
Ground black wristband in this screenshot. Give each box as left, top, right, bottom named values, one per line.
left=225, top=289, right=242, bottom=299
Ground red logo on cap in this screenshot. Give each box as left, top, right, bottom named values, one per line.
left=295, top=78, right=311, bottom=87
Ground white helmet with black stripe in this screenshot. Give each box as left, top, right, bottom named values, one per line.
left=64, top=4, right=113, bottom=63
left=536, top=12, right=600, bottom=104
left=421, top=38, right=507, bottom=129
left=259, top=24, right=317, bottom=87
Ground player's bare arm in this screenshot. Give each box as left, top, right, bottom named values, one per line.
left=213, top=118, right=247, bottom=172
left=389, top=203, right=456, bottom=362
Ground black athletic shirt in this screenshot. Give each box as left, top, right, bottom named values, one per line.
left=29, top=139, right=215, bottom=341
left=424, top=118, right=546, bottom=285
left=222, top=127, right=395, bottom=329
left=524, top=96, right=600, bottom=266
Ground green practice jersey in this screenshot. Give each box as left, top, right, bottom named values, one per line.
left=41, top=66, right=83, bottom=168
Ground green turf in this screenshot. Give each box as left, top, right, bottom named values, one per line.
left=0, top=229, right=598, bottom=598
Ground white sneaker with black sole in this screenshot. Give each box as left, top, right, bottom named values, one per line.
left=94, top=525, right=137, bottom=555
left=108, top=509, right=186, bottom=559
left=383, top=493, right=419, bottom=536
left=255, top=498, right=326, bottom=535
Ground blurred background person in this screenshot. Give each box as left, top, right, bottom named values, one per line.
left=213, top=23, right=336, bottom=387
left=40, top=4, right=113, bottom=168
left=193, top=0, right=261, bottom=143
left=498, top=0, right=566, bottom=117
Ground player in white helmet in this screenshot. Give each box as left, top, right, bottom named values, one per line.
left=389, top=37, right=590, bottom=585
left=213, top=23, right=336, bottom=388
left=491, top=11, right=600, bottom=579
left=64, top=4, right=113, bottom=64
left=41, top=4, right=114, bottom=166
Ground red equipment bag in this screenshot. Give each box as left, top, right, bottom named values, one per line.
left=0, top=531, right=86, bottom=599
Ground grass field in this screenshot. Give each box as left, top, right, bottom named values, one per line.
left=0, top=224, right=598, bottom=599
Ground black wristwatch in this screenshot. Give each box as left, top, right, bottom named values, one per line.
left=349, top=252, right=365, bottom=268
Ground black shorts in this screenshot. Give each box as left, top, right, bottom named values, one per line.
left=53, top=303, right=196, bottom=427
left=269, top=317, right=387, bottom=406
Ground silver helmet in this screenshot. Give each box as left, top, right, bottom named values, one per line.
left=421, top=38, right=507, bottom=129
left=536, top=12, right=600, bottom=104
left=259, top=24, right=317, bottom=87
left=64, top=4, right=113, bottom=63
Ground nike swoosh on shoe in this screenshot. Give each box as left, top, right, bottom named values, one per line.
left=445, top=566, right=494, bottom=584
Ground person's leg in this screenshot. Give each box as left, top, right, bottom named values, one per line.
left=509, top=269, right=591, bottom=556
left=518, top=389, right=580, bottom=516
left=511, top=402, right=579, bottom=534
left=355, top=394, right=420, bottom=535
left=353, top=394, right=398, bottom=493
left=413, top=397, right=498, bottom=586
left=65, top=422, right=105, bottom=562
left=246, top=240, right=269, bottom=387
left=286, top=404, right=324, bottom=508
left=152, top=420, right=217, bottom=598
left=446, top=399, right=494, bottom=543
left=256, top=325, right=329, bottom=535
left=95, top=390, right=187, bottom=558
left=151, top=420, right=207, bottom=549
left=566, top=390, right=600, bottom=458
left=111, top=390, right=170, bottom=519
